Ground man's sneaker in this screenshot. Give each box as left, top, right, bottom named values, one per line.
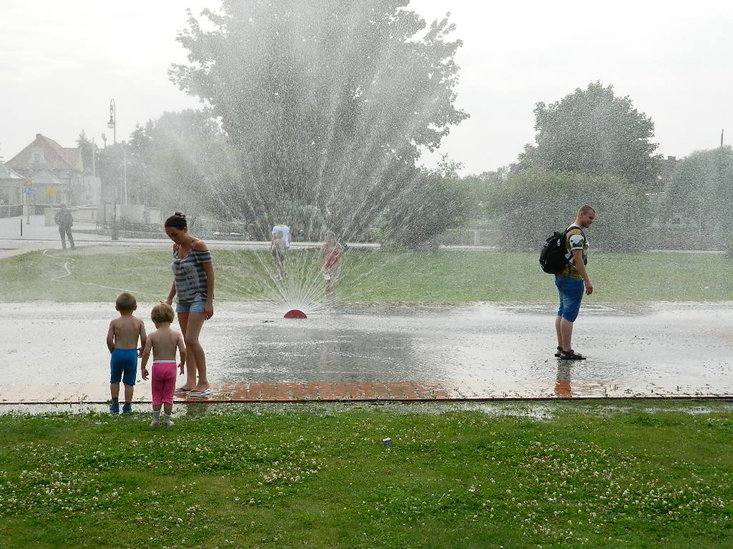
left=122, top=403, right=133, bottom=414
left=109, top=402, right=120, bottom=414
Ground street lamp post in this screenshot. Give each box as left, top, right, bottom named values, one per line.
left=107, top=99, right=119, bottom=240
left=108, top=99, right=116, bottom=144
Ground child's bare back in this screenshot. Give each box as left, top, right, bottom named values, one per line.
left=147, top=326, right=185, bottom=362
left=107, top=315, right=146, bottom=351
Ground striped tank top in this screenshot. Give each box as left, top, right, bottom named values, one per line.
left=171, top=242, right=212, bottom=303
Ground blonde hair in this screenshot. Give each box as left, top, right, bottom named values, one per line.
left=115, top=292, right=137, bottom=311
left=151, top=302, right=175, bottom=324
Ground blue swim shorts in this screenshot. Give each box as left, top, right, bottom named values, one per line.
left=555, top=275, right=585, bottom=323
left=110, top=348, right=138, bottom=386
left=176, top=300, right=205, bottom=314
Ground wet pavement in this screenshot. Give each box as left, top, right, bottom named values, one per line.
left=0, top=301, right=731, bottom=404
left=2, top=214, right=732, bottom=404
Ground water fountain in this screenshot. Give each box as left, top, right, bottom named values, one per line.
left=1, top=1, right=732, bottom=407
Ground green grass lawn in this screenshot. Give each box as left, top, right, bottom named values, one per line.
left=2, top=246, right=733, bottom=303
left=1, top=402, right=731, bottom=548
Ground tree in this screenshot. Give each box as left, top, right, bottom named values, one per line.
left=382, top=161, right=470, bottom=249
left=458, top=168, right=508, bottom=223
left=662, top=146, right=733, bottom=241
left=489, top=168, right=651, bottom=252
left=517, top=82, right=661, bottom=188
left=170, top=0, right=468, bottom=240
left=76, top=131, right=97, bottom=175
left=135, top=110, right=240, bottom=219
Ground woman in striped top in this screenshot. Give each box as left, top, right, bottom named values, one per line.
left=164, top=213, right=215, bottom=396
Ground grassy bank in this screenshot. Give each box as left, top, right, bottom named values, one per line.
left=1, top=402, right=731, bottom=548
left=2, top=246, right=733, bottom=303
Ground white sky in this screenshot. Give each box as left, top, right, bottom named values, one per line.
left=1, top=0, right=731, bottom=174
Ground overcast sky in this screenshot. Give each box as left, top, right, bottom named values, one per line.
left=1, top=0, right=731, bottom=174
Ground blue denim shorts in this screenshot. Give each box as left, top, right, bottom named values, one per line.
left=555, top=276, right=585, bottom=322
left=176, top=300, right=206, bottom=314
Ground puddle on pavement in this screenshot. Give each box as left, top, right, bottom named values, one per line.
left=1, top=301, right=732, bottom=402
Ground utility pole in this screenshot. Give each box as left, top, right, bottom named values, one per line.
left=123, top=144, right=128, bottom=205
left=107, top=99, right=119, bottom=240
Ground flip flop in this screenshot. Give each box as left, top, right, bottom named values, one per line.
left=188, top=389, right=213, bottom=397
left=174, top=387, right=195, bottom=395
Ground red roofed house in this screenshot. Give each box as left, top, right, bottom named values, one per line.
left=5, top=134, right=100, bottom=208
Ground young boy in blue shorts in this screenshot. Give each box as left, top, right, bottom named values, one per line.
left=106, top=292, right=147, bottom=413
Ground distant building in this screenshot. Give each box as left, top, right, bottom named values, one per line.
left=5, top=133, right=100, bottom=206
left=0, top=162, right=25, bottom=215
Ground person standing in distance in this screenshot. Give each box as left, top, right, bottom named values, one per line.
left=164, top=212, right=215, bottom=397
left=271, top=230, right=287, bottom=280
left=320, top=231, right=344, bottom=306
left=271, top=223, right=291, bottom=249
left=555, top=205, right=595, bottom=360
left=54, top=203, right=75, bottom=249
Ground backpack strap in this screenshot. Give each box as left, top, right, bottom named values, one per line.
left=564, top=225, right=588, bottom=265
left=563, top=225, right=585, bottom=246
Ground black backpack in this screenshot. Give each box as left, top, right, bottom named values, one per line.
left=539, top=226, right=578, bottom=274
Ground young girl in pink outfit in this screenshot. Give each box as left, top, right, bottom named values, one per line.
left=141, top=302, right=186, bottom=427
left=320, top=231, right=344, bottom=306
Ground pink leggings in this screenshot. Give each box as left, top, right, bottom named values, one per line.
left=151, top=361, right=177, bottom=406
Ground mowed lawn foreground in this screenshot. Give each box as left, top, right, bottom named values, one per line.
left=1, top=403, right=732, bottom=548
left=2, top=246, right=733, bottom=303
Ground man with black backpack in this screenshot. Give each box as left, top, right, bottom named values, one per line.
left=554, top=205, right=595, bottom=360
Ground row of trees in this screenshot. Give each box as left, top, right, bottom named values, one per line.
left=487, top=82, right=733, bottom=252
left=489, top=82, right=661, bottom=251
left=82, top=0, right=730, bottom=251
left=663, top=146, right=733, bottom=245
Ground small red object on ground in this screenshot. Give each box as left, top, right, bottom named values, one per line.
left=284, top=309, right=307, bottom=319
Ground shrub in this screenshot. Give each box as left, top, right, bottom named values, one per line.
left=381, top=169, right=471, bottom=249
left=489, top=168, right=651, bottom=252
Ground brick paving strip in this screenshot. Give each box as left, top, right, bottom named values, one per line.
left=0, top=382, right=727, bottom=404
left=0, top=382, right=465, bottom=404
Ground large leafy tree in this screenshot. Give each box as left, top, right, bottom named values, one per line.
left=662, top=146, right=733, bottom=240
left=517, top=82, right=661, bottom=188
left=170, top=0, right=467, bottom=240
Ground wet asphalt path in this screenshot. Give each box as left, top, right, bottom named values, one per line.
left=0, top=301, right=731, bottom=403
left=1, top=215, right=731, bottom=403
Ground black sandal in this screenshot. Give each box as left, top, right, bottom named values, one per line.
left=554, top=345, right=562, bottom=358
left=560, top=349, right=586, bottom=360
